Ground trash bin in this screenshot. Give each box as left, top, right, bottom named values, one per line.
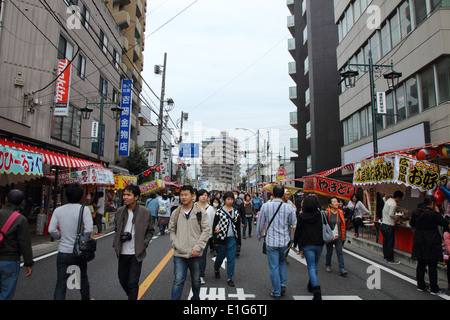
left=36, top=214, right=46, bottom=235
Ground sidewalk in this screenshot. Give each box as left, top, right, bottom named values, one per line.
left=344, top=227, right=449, bottom=287
left=29, top=222, right=115, bottom=259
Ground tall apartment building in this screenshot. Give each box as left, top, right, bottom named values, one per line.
left=335, top=0, right=450, bottom=167
left=0, top=0, right=121, bottom=165
left=105, top=0, right=147, bottom=160
left=201, top=131, right=241, bottom=191
left=287, top=0, right=343, bottom=180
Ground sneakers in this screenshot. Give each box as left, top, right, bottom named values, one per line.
left=339, top=269, right=348, bottom=276
left=386, top=260, right=401, bottom=264
left=200, top=277, right=205, bottom=285
left=215, top=270, right=221, bottom=279
left=326, top=266, right=332, bottom=273
left=227, top=279, right=235, bottom=287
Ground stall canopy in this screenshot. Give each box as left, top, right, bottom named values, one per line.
left=139, top=179, right=164, bottom=196
left=353, top=153, right=449, bottom=193
left=0, top=138, right=100, bottom=168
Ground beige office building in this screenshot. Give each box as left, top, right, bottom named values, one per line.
left=335, top=0, right=450, bottom=166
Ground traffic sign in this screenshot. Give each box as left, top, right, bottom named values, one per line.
left=179, top=143, right=200, bottom=158
left=277, top=167, right=286, bottom=176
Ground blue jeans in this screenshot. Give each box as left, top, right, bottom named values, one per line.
left=0, top=261, right=20, bottom=300
left=171, top=256, right=201, bottom=300
left=303, top=245, right=323, bottom=287
left=325, top=239, right=345, bottom=270
left=266, top=245, right=288, bottom=297
left=214, top=237, right=237, bottom=280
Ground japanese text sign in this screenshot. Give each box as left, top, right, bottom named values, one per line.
left=118, top=79, right=132, bottom=156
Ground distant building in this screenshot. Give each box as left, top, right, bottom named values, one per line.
left=201, top=131, right=241, bottom=190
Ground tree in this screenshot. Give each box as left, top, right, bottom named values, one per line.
left=123, top=145, right=152, bottom=184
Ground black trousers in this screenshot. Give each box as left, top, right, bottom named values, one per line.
left=416, top=260, right=439, bottom=292
left=118, top=254, right=142, bottom=300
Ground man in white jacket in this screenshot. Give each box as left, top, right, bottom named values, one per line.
left=168, top=185, right=210, bottom=300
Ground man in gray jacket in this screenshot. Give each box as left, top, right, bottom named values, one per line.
left=113, top=184, right=154, bottom=300
left=168, top=185, right=210, bottom=300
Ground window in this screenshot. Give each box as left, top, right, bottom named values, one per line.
left=399, top=1, right=412, bottom=39
left=354, top=0, right=361, bottom=22
left=396, top=84, right=406, bottom=122
left=360, top=108, right=368, bottom=138
left=305, top=88, right=310, bottom=105
left=303, top=26, right=308, bottom=44
left=385, top=92, right=396, bottom=127
left=51, top=104, right=81, bottom=146
left=91, top=124, right=104, bottom=156
left=381, top=23, right=391, bottom=57
left=77, top=55, right=86, bottom=79
left=57, top=35, right=73, bottom=60
left=99, top=29, right=108, bottom=55
left=64, top=0, right=78, bottom=5
left=81, top=4, right=90, bottom=30
left=99, top=75, right=108, bottom=99
left=420, top=65, right=437, bottom=110
left=113, top=48, right=120, bottom=70
left=413, top=0, right=428, bottom=25
left=390, top=11, right=401, bottom=48
left=370, top=32, right=381, bottom=63
left=405, top=76, right=419, bottom=117
left=436, top=56, right=450, bottom=104
left=346, top=5, right=354, bottom=32
left=352, top=113, right=359, bottom=142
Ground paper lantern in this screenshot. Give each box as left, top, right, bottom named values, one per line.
left=416, top=148, right=438, bottom=160
left=438, top=145, right=450, bottom=158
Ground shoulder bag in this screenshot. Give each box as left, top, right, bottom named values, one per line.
left=321, top=210, right=335, bottom=243
left=262, top=202, right=283, bottom=254
left=73, top=205, right=97, bottom=262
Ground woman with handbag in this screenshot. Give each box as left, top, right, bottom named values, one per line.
left=48, top=183, right=93, bottom=300
left=293, top=195, right=324, bottom=300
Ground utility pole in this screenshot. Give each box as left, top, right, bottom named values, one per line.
left=155, top=53, right=167, bottom=173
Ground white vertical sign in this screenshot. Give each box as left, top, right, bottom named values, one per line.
left=377, top=92, right=387, bottom=114
left=91, top=121, right=99, bottom=138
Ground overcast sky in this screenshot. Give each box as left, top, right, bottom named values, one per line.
left=141, top=0, right=297, bottom=166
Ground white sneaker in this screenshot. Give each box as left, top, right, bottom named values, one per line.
left=387, top=260, right=400, bottom=264
left=200, top=277, right=205, bottom=285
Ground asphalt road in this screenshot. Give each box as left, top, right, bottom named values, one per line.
left=14, top=229, right=450, bottom=301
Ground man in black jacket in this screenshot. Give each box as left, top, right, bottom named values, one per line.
left=0, top=189, right=33, bottom=300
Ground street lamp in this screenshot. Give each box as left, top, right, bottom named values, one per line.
left=82, top=95, right=123, bottom=160
left=236, top=128, right=260, bottom=192
left=340, top=51, right=402, bottom=157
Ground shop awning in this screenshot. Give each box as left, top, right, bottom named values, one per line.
left=0, top=138, right=101, bottom=168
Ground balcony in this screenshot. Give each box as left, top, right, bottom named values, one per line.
left=286, top=0, right=294, bottom=14
left=288, top=61, right=296, bottom=81
left=287, top=15, right=295, bottom=36
left=289, top=86, right=297, bottom=103
left=290, top=111, right=298, bottom=129
left=136, top=0, right=143, bottom=18
left=113, top=10, right=130, bottom=30
left=113, top=0, right=131, bottom=5
left=290, top=138, right=298, bottom=154
left=288, top=38, right=295, bottom=58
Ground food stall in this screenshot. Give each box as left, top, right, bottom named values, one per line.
left=353, top=151, right=450, bottom=253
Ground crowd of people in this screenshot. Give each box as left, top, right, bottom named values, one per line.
left=1, top=182, right=450, bottom=300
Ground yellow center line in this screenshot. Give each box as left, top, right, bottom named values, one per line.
left=138, top=248, right=174, bottom=300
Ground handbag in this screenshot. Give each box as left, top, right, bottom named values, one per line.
left=73, top=205, right=97, bottom=262
left=321, top=210, right=335, bottom=243
left=262, top=202, right=283, bottom=254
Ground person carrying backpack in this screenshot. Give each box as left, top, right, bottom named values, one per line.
left=157, top=191, right=171, bottom=235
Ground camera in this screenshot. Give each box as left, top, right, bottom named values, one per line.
left=120, top=232, right=132, bottom=242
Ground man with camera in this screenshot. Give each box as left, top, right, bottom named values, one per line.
left=113, top=185, right=154, bottom=300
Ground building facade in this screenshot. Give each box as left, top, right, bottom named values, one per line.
left=105, top=0, right=147, bottom=161
left=287, top=0, right=343, bottom=180
left=0, top=0, right=122, bottom=165
left=335, top=0, right=450, bottom=167
left=201, top=131, right=241, bottom=191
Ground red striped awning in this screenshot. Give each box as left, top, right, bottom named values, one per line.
left=0, top=138, right=101, bottom=168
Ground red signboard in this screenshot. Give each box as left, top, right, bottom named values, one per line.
left=303, top=175, right=356, bottom=201
left=54, top=59, right=72, bottom=116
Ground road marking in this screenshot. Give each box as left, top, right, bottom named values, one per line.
left=293, top=295, right=362, bottom=300
left=138, top=248, right=174, bottom=300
